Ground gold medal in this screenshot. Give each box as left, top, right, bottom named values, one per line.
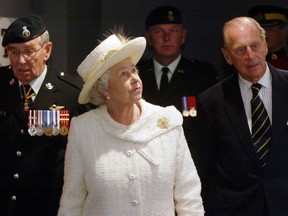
left=44, top=127, right=53, bottom=136
left=60, top=125, right=69, bottom=136
left=24, top=101, right=29, bottom=111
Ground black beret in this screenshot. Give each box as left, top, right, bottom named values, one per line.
left=248, top=5, right=288, bottom=27
left=2, top=15, right=47, bottom=47
left=145, top=5, right=182, bottom=27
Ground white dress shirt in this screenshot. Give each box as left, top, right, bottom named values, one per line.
left=239, top=64, right=272, bottom=133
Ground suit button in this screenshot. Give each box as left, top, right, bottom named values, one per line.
left=16, top=151, right=22, bottom=157
left=14, top=173, right=19, bottom=179
left=20, top=129, right=25, bottom=135
left=11, top=195, right=17, bottom=201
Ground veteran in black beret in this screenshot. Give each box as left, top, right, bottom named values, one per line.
left=138, top=5, right=219, bottom=156
left=249, top=5, right=288, bottom=70
left=0, top=15, right=90, bottom=216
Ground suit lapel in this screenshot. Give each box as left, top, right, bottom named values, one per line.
left=266, top=65, right=288, bottom=167
left=140, top=60, right=160, bottom=101
left=6, top=73, right=26, bottom=120
left=162, top=57, right=186, bottom=98
left=32, top=68, right=60, bottom=110
left=223, top=73, right=261, bottom=165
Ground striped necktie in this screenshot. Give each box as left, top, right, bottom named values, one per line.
left=159, top=67, right=169, bottom=97
left=251, top=83, right=272, bottom=167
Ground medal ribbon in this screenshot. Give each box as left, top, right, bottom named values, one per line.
left=181, top=96, right=189, bottom=112
left=188, top=96, right=196, bottom=110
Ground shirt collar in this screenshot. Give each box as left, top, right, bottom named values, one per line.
left=19, top=65, right=47, bottom=95
left=238, top=63, right=272, bottom=91
left=153, top=54, right=181, bottom=75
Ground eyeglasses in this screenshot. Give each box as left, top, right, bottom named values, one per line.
left=7, top=44, right=44, bottom=61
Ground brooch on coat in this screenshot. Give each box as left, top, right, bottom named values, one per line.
left=157, top=117, right=170, bottom=129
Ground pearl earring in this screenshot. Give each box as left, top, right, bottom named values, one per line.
left=107, top=96, right=110, bottom=100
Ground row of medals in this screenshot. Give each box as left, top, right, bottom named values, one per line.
left=22, top=85, right=69, bottom=136
left=28, top=124, right=69, bottom=137
left=27, top=109, right=69, bottom=137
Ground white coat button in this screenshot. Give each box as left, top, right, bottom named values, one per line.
left=129, top=174, right=135, bottom=180
left=126, top=150, right=134, bottom=157
left=11, top=195, right=17, bottom=201
left=16, top=151, right=22, bottom=157
left=132, top=200, right=138, bottom=206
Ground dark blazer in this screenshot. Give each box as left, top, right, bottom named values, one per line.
left=194, top=64, right=288, bottom=216
left=138, top=56, right=219, bottom=148
left=0, top=65, right=88, bottom=216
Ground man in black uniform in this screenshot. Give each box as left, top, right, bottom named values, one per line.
left=0, top=15, right=88, bottom=216
left=249, top=5, right=288, bottom=70
left=138, top=5, right=219, bottom=150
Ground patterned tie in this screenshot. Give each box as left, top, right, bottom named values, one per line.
left=251, top=83, right=271, bottom=167
left=159, top=67, right=169, bottom=97
left=21, top=84, right=35, bottom=111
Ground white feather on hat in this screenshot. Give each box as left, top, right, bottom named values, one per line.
left=77, top=34, right=146, bottom=104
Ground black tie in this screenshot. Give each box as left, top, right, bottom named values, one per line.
left=159, top=67, right=169, bottom=97
left=251, top=83, right=271, bottom=167
left=21, top=84, right=35, bottom=111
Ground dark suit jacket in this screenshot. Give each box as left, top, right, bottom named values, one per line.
left=138, top=56, right=219, bottom=149
left=195, top=64, right=288, bottom=216
left=0, top=65, right=89, bottom=216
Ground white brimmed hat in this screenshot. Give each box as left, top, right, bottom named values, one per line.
left=77, top=34, right=146, bottom=104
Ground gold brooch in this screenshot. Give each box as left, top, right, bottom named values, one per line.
left=157, top=117, right=170, bottom=129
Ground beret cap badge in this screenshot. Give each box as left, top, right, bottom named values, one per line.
left=145, top=5, right=182, bottom=27
left=22, top=26, right=31, bottom=38
left=167, top=10, right=175, bottom=21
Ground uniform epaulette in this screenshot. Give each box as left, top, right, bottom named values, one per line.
left=57, top=71, right=84, bottom=90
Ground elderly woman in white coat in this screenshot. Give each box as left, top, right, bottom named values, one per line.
left=57, top=33, right=204, bottom=216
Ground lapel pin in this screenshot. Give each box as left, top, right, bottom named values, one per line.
left=9, top=79, right=15, bottom=85
left=45, top=83, right=54, bottom=90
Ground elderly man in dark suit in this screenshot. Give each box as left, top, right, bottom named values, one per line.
left=194, top=16, right=288, bottom=216
left=138, top=5, right=219, bottom=150
left=0, top=15, right=89, bottom=216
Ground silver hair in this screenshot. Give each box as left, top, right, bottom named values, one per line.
left=89, top=70, right=111, bottom=106
left=37, top=30, right=50, bottom=46
left=222, top=17, right=266, bottom=49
